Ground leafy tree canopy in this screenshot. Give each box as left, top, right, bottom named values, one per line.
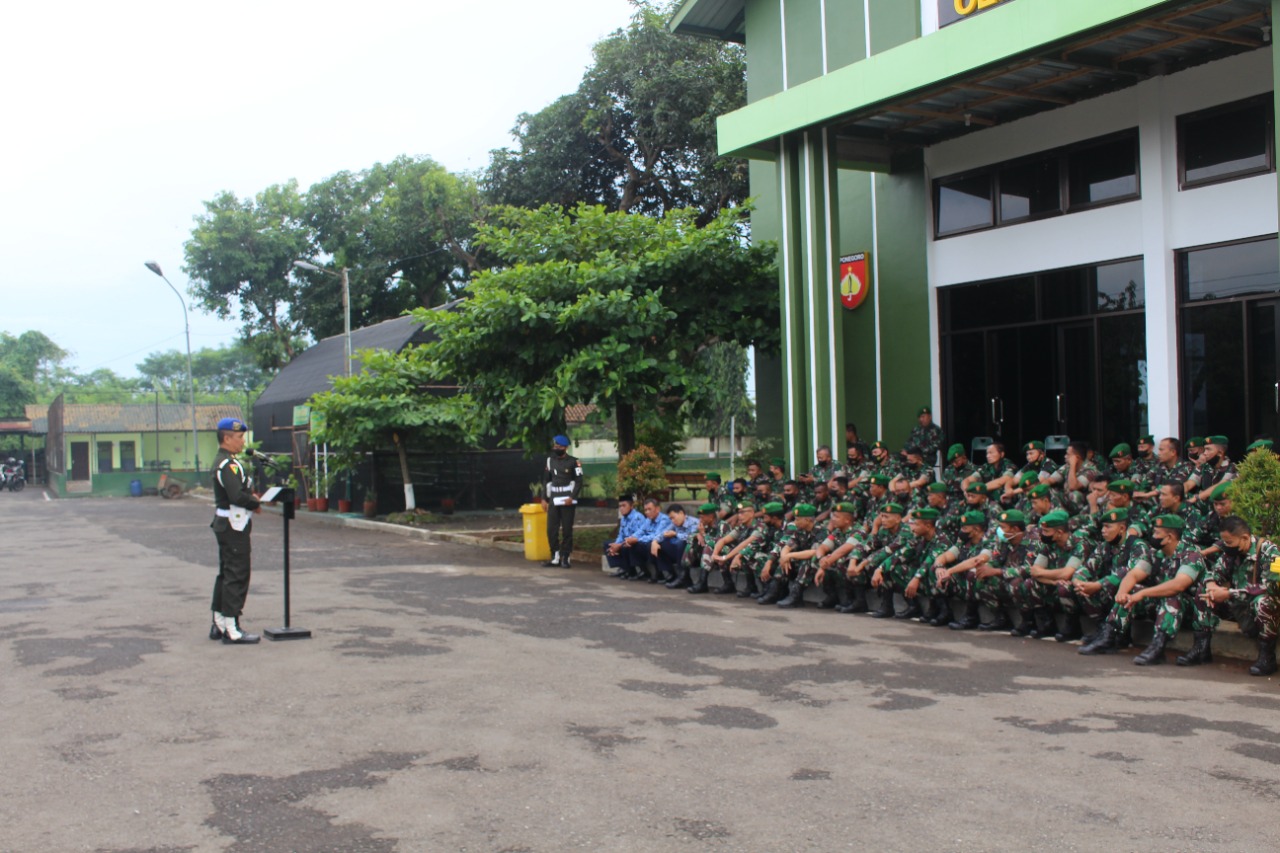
left=0, top=330, right=68, bottom=414
left=416, top=203, right=777, bottom=458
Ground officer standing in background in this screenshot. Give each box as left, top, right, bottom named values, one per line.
left=543, top=434, right=583, bottom=568
left=210, top=418, right=261, bottom=645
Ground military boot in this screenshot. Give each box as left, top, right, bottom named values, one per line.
left=737, top=572, right=759, bottom=598
left=1133, top=630, right=1170, bottom=666
left=687, top=569, right=709, bottom=594
left=949, top=600, right=980, bottom=631
left=870, top=590, right=895, bottom=619
left=897, top=597, right=923, bottom=620
left=1078, top=623, right=1118, bottom=655
left=1011, top=610, right=1036, bottom=636
left=712, top=570, right=736, bottom=595
left=978, top=607, right=1012, bottom=632
left=1054, top=616, right=1084, bottom=643
left=777, top=580, right=806, bottom=608
left=1176, top=631, right=1213, bottom=666
left=846, top=586, right=870, bottom=615
left=1249, top=638, right=1278, bottom=676
left=816, top=580, right=840, bottom=610
left=929, top=596, right=952, bottom=627
left=757, top=578, right=785, bottom=604
left=833, top=579, right=854, bottom=613
left=1031, top=608, right=1056, bottom=639
left=666, top=566, right=691, bottom=589
left=1115, top=624, right=1133, bottom=650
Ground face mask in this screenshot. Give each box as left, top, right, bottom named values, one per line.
left=996, top=527, right=1008, bottom=542
left=554, top=448, right=566, bottom=457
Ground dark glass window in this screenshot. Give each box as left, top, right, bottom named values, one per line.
left=1181, top=237, right=1280, bottom=303
left=1040, top=268, right=1089, bottom=320
left=936, top=174, right=993, bottom=235
left=1095, top=259, right=1145, bottom=311
left=97, top=441, right=113, bottom=474
left=999, top=158, right=1060, bottom=223
left=1180, top=96, right=1274, bottom=188
left=1068, top=135, right=1138, bottom=207
left=941, top=276, right=1036, bottom=331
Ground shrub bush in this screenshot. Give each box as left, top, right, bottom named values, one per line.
left=617, top=444, right=667, bottom=500
left=1231, top=447, right=1280, bottom=537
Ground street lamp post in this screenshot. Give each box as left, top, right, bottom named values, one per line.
left=292, top=260, right=351, bottom=378
left=144, top=261, right=199, bottom=474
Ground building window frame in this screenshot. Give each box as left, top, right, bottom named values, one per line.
left=1177, top=93, right=1275, bottom=191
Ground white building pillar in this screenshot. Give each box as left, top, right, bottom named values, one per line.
left=1139, top=76, right=1179, bottom=440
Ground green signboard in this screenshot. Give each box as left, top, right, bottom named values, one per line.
left=292, top=405, right=311, bottom=427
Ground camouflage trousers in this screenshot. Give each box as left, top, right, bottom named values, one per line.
left=782, top=558, right=818, bottom=588
left=973, top=572, right=1018, bottom=613
left=1106, top=588, right=1209, bottom=636
left=1011, top=576, right=1078, bottom=613
left=1195, top=593, right=1280, bottom=641
left=1059, top=565, right=1126, bottom=622
left=941, top=570, right=980, bottom=603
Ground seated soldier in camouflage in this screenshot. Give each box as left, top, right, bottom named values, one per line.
left=864, top=503, right=916, bottom=619
left=1134, top=437, right=1194, bottom=503
left=800, top=446, right=837, bottom=498
left=961, top=481, right=999, bottom=531
left=1020, top=510, right=1087, bottom=641
left=934, top=510, right=995, bottom=630
left=843, top=442, right=871, bottom=488
left=980, top=509, right=1039, bottom=633
left=1199, top=482, right=1234, bottom=560
left=708, top=502, right=761, bottom=595
left=753, top=479, right=776, bottom=510
left=1079, top=514, right=1211, bottom=664
left=907, top=405, right=945, bottom=466
left=779, top=480, right=803, bottom=517
left=890, top=506, right=956, bottom=626
left=1155, top=483, right=1207, bottom=548
left=1001, top=469, right=1041, bottom=510
left=827, top=474, right=850, bottom=505
left=771, top=503, right=823, bottom=609
left=925, top=482, right=961, bottom=538
left=1006, top=441, right=1055, bottom=503
left=867, top=440, right=892, bottom=473
left=683, top=503, right=723, bottom=594
left=1186, top=435, right=1236, bottom=504
left=1073, top=508, right=1153, bottom=653
left=858, top=474, right=893, bottom=534
left=731, top=501, right=788, bottom=601
left=1022, top=483, right=1060, bottom=530
left=1188, top=515, right=1280, bottom=675
left=1044, top=440, right=1098, bottom=515
left=890, top=445, right=934, bottom=506
left=768, top=458, right=788, bottom=493
left=964, top=441, right=1017, bottom=494
left=811, top=481, right=834, bottom=525
left=813, top=502, right=869, bottom=613
left=940, top=443, right=975, bottom=498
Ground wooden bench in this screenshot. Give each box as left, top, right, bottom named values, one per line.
left=664, top=472, right=708, bottom=500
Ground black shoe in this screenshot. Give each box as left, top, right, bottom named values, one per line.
left=209, top=621, right=224, bottom=641
left=612, top=568, right=628, bottom=578
left=1249, top=639, right=1278, bottom=676
left=816, top=593, right=839, bottom=610
left=1133, top=630, right=1170, bottom=666
left=949, top=601, right=980, bottom=631
left=1030, top=608, right=1055, bottom=639
left=845, top=588, right=869, bottom=614
left=896, top=599, right=923, bottom=620
left=929, top=597, right=952, bottom=627
left=757, top=579, right=785, bottom=604
left=1054, top=618, right=1084, bottom=643
left=1079, top=623, right=1118, bottom=655
left=1011, top=611, right=1036, bottom=636
left=542, top=560, right=561, bottom=568
left=777, top=580, right=805, bottom=608
left=1177, top=631, right=1213, bottom=666
left=870, top=591, right=895, bottom=619
left=688, top=574, right=709, bottom=594
left=978, top=608, right=1012, bottom=632
left=713, top=575, right=736, bottom=594
left=562, top=556, right=572, bottom=569
left=221, top=620, right=260, bottom=645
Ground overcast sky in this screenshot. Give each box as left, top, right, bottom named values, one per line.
left=0, top=0, right=637, bottom=377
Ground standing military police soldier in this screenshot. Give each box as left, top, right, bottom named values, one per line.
left=543, top=434, right=583, bottom=568
left=210, top=417, right=261, bottom=645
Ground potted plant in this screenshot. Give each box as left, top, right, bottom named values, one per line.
left=363, top=484, right=378, bottom=519
left=311, top=469, right=332, bottom=512
left=440, top=496, right=455, bottom=515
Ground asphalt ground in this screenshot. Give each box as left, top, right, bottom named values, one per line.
left=3, top=487, right=1279, bottom=852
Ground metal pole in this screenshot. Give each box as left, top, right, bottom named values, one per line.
left=146, top=263, right=200, bottom=474
left=342, top=267, right=351, bottom=378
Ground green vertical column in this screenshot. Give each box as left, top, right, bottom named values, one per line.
left=778, top=134, right=811, bottom=474
left=1274, top=5, right=1280, bottom=275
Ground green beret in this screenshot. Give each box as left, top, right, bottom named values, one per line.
left=1139, top=435, right=1154, bottom=444
left=1109, top=443, right=1131, bottom=458
left=998, top=509, right=1027, bottom=527
left=871, top=440, right=886, bottom=450
left=914, top=507, right=941, bottom=521
left=706, top=473, right=722, bottom=482
left=698, top=502, right=718, bottom=514
left=960, top=510, right=987, bottom=527
left=833, top=501, right=858, bottom=515
left=1154, top=514, right=1184, bottom=531
left=1186, top=437, right=1204, bottom=449
left=736, top=501, right=755, bottom=512
left=1023, top=440, right=1045, bottom=452
left=869, top=474, right=891, bottom=487
left=1247, top=439, right=1275, bottom=453
left=947, top=443, right=965, bottom=461
left=769, top=457, right=785, bottom=467
left=1027, top=483, right=1051, bottom=498
left=966, top=482, right=989, bottom=495
left=763, top=501, right=786, bottom=516
left=927, top=482, right=948, bottom=493
left=1107, top=480, right=1135, bottom=494
left=1102, top=507, right=1129, bottom=523
left=1207, top=435, right=1229, bottom=447
left=882, top=502, right=904, bottom=515
left=917, top=405, right=931, bottom=416
left=1210, top=482, right=1233, bottom=501
left=1018, top=470, right=1039, bottom=487
left=794, top=503, right=817, bottom=518
left=1040, top=510, right=1071, bottom=529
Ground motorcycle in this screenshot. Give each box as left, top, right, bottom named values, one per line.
left=1, top=458, right=26, bottom=492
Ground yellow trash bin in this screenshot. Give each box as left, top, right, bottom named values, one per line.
left=519, top=503, right=551, bottom=562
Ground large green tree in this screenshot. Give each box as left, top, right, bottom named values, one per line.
left=416, top=204, right=777, bottom=458
left=308, top=346, right=475, bottom=511
left=1, top=330, right=68, bottom=414
left=136, top=343, right=271, bottom=412
left=485, top=3, right=748, bottom=226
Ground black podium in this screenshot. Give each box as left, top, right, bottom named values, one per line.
left=262, top=487, right=312, bottom=641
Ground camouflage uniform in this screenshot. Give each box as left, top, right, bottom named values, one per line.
left=1062, top=532, right=1154, bottom=622
left=1105, top=545, right=1211, bottom=636
left=907, top=422, right=945, bottom=463
left=979, top=535, right=1038, bottom=615
left=1195, top=537, right=1280, bottom=641
left=1021, top=534, right=1088, bottom=613
left=1145, top=460, right=1196, bottom=492
left=974, top=458, right=1016, bottom=487
left=889, top=531, right=955, bottom=599
left=941, top=459, right=977, bottom=500
left=774, top=521, right=821, bottom=587
left=1047, top=459, right=1100, bottom=515
left=1187, top=458, right=1237, bottom=498
left=737, top=520, right=786, bottom=583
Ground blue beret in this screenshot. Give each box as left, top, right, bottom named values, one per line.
left=217, top=418, right=247, bottom=432
left=552, top=434, right=570, bottom=447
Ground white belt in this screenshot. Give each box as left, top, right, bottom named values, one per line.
left=215, top=508, right=232, bottom=517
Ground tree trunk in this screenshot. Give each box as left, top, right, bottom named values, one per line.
left=393, top=432, right=416, bottom=511
left=616, top=402, right=636, bottom=459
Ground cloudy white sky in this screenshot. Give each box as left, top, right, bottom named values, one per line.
left=0, top=0, right=637, bottom=376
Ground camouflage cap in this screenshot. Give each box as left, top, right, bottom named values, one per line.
left=1210, top=482, right=1234, bottom=502
left=913, top=507, right=941, bottom=521
left=1040, top=510, right=1071, bottom=529
left=998, top=509, right=1027, bottom=527
left=1109, top=443, right=1132, bottom=458
left=833, top=501, right=858, bottom=515
left=698, top=502, right=719, bottom=514
left=882, top=502, right=905, bottom=515
left=927, top=481, right=948, bottom=493
left=946, top=443, right=965, bottom=461
left=1153, top=514, right=1185, bottom=531
left=1108, top=479, right=1135, bottom=494
left=960, top=510, right=987, bottom=527
left=869, top=474, right=891, bottom=487
left=1023, top=440, right=1045, bottom=452
left=763, top=501, right=786, bottom=516
left=1102, top=507, right=1129, bottom=524
left=1027, top=483, right=1051, bottom=498
left=794, top=503, right=817, bottom=518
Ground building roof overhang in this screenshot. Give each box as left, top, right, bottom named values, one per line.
left=710, top=0, right=1271, bottom=167
left=670, top=0, right=746, bottom=44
